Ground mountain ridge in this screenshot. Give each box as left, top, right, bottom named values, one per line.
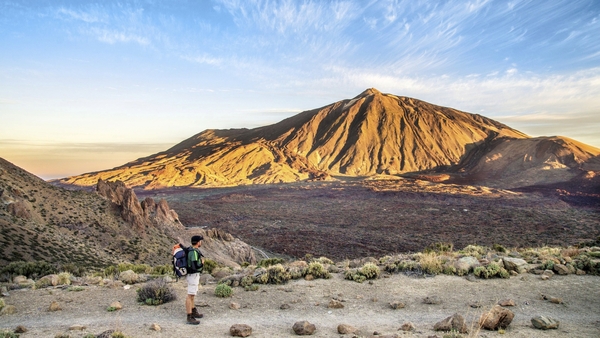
left=57, top=88, right=600, bottom=190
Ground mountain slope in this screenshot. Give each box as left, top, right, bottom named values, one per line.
left=0, top=158, right=256, bottom=268
left=62, top=88, right=570, bottom=189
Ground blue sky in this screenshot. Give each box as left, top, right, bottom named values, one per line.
left=1, top=0, right=599, bottom=179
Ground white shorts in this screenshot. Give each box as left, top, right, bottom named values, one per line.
left=186, top=273, right=200, bottom=295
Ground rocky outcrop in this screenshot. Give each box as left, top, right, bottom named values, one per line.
left=184, top=228, right=257, bottom=268
left=96, top=179, right=183, bottom=232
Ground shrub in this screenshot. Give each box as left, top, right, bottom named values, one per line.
left=541, top=260, right=555, bottom=271
left=106, top=306, right=118, bottom=312
left=136, top=278, right=177, bottom=305
left=443, top=265, right=457, bottom=275
left=425, top=242, right=453, bottom=254
left=474, top=266, right=489, bottom=279
left=57, top=272, right=71, bottom=285
left=306, top=262, right=331, bottom=279
left=151, top=264, right=172, bottom=276
left=288, top=266, right=307, bottom=279
left=1, top=261, right=57, bottom=279
left=360, top=263, right=380, bottom=279
left=59, top=263, right=87, bottom=277
left=344, top=268, right=366, bottom=283
left=316, top=256, right=334, bottom=265
left=0, top=298, right=4, bottom=311
left=418, top=252, right=442, bottom=275
left=102, top=265, right=118, bottom=278
left=67, top=286, right=85, bottom=292
left=244, top=284, right=259, bottom=291
left=266, top=264, right=291, bottom=284
left=257, top=258, right=285, bottom=268
left=240, top=275, right=254, bottom=287
left=492, top=243, right=507, bottom=253
left=215, top=283, right=233, bottom=298
left=459, top=245, right=487, bottom=258
left=203, top=259, right=218, bottom=274
left=0, top=330, right=19, bottom=338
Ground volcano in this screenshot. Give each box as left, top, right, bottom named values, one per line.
left=58, top=88, right=600, bottom=190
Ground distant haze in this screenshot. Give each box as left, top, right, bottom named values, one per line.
left=1, top=1, right=599, bottom=179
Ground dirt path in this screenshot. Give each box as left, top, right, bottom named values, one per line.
left=1, top=273, right=599, bottom=337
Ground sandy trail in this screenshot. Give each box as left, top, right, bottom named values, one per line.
left=1, top=273, right=599, bottom=337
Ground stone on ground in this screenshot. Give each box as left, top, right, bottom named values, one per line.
left=479, top=305, right=514, bottom=330
left=337, top=324, right=358, bottom=334
left=531, top=316, right=560, bottom=330
left=433, top=313, right=467, bottom=333
left=230, top=324, right=253, bottom=337
left=293, top=320, right=316, bottom=335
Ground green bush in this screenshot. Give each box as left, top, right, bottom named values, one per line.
left=136, top=278, right=177, bottom=305
left=1, top=261, right=57, bottom=279
left=240, top=275, right=254, bottom=287
left=473, top=266, right=489, bottom=279
left=424, top=242, right=453, bottom=254
left=344, top=269, right=366, bottom=283
left=306, top=262, right=331, bottom=279
left=67, top=286, right=85, bottom=292
left=360, top=263, right=380, bottom=279
left=257, top=258, right=285, bottom=268
left=266, top=264, right=291, bottom=284
left=244, top=284, right=259, bottom=292
left=316, top=257, right=334, bottom=265
left=541, top=260, right=555, bottom=271
left=151, top=264, right=172, bottom=276
left=459, top=245, right=487, bottom=258
left=202, top=259, right=218, bottom=274
left=0, top=330, right=19, bottom=338
left=59, top=263, right=87, bottom=277
left=492, top=243, right=507, bottom=253
left=215, top=283, right=233, bottom=298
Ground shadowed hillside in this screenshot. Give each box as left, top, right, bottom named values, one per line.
left=0, top=158, right=256, bottom=269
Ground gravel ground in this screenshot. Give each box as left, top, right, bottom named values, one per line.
left=1, top=273, right=599, bottom=337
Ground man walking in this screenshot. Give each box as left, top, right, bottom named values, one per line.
left=186, top=235, right=205, bottom=325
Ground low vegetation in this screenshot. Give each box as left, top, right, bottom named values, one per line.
left=136, top=278, right=177, bottom=305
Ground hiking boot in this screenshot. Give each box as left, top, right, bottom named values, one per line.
left=187, top=314, right=200, bottom=325
left=191, top=307, right=204, bottom=319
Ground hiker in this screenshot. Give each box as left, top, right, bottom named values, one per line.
left=186, top=235, right=205, bottom=325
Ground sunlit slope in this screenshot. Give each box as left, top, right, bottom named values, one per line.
left=59, top=88, right=599, bottom=189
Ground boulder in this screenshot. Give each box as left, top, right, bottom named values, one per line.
left=293, top=321, right=316, bottom=335
left=553, top=264, right=569, bottom=275
left=423, top=296, right=442, bottom=305
left=479, top=305, right=514, bottom=330
left=48, top=301, right=61, bottom=312
left=14, top=325, right=27, bottom=333
left=230, top=324, right=253, bottom=337
left=110, top=301, right=122, bottom=310
left=531, top=316, right=559, bottom=330
left=434, top=313, right=467, bottom=333
left=13, top=276, right=27, bottom=284
left=502, top=257, right=528, bottom=273
left=541, top=270, right=554, bottom=280
left=455, top=256, right=479, bottom=272
left=400, top=322, right=416, bottom=331
left=498, top=299, right=516, bottom=307
left=69, top=325, right=86, bottom=331
left=337, top=324, right=358, bottom=334
left=328, top=299, right=344, bottom=309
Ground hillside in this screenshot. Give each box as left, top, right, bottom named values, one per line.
left=0, top=158, right=256, bottom=269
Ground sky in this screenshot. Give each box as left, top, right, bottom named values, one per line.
left=1, top=0, right=599, bottom=180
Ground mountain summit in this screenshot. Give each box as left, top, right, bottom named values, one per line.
left=59, top=89, right=600, bottom=189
